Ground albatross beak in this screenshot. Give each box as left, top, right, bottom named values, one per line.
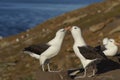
left=64, top=26, right=71, bottom=31
left=115, top=42, right=120, bottom=46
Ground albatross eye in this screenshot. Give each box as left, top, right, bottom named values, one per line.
left=74, top=27, right=77, bottom=29
left=61, top=29, right=65, bottom=32
left=110, top=40, right=113, bottom=42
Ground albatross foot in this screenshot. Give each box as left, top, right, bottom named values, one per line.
left=48, top=70, right=61, bottom=72
left=88, top=74, right=95, bottom=77
left=74, top=75, right=86, bottom=79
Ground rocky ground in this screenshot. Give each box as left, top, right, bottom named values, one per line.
left=0, top=0, right=120, bottom=80
left=34, top=69, right=120, bottom=80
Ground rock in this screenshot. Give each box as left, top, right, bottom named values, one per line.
left=63, top=14, right=87, bottom=24
left=89, top=18, right=114, bottom=32
left=26, top=34, right=29, bottom=37
left=89, top=23, right=105, bottom=32
left=16, top=38, right=19, bottom=42
left=104, top=2, right=120, bottom=13
left=46, top=29, right=51, bottom=34
left=42, top=28, right=46, bottom=32
left=25, top=64, right=30, bottom=68
left=6, top=62, right=16, bottom=66
left=99, top=32, right=104, bottom=37
left=109, top=26, right=120, bottom=34
left=21, top=35, right=25, bottom=39
left=21, top=34, right=29, bottom=39
left=97, top=10, right=101, bottom=13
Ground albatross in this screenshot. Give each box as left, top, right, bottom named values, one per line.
left=103, top=38, right=120, bottom=56
left=69, top=26, right=106, bottom=78
left=95, top=38, right=120, bottom=56
left=23, top=27, right=69, bottom=72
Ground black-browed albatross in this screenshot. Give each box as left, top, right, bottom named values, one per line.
left=103, top=38, right=119, bottom=56
left=69, top=26, right=106, bottom=78
left=24, top=27, right=69, bottom=72
left=95, top=38, right=120, bottom=56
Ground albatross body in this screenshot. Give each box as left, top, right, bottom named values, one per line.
left=103, top=38, right=119, bottom=56
left=95, top=38, right=119, bottom=56
left=24, top=28, right=68, bottom=72
left=70, top=26, right=106, bottom=78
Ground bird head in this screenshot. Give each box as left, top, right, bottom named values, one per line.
left=55, top=27, right=71, bottom=39
left=69, top=26, right=82, bottom=38
left=108, top=39, right=120, bottom=46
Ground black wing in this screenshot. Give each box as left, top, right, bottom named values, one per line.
left=78, top=46, right=105, bottom=60
left=24, top=43, right=50, bottom=55
left=95, top=45, right=106, bottom=52
left=94, top=45, right=108, bottom=59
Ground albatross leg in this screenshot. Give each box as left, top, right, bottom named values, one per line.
left=47, top=64, right=61, bottom=72
left=47, top=64, right=51, bottom=72
left=88, top=64, right=96, bottom=77
left=75, top=68, right=86, bottom=79
left=42, top=65, right=45, bottom=72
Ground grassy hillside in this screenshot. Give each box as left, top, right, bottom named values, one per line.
left=0, top=0, right=120, bottom=80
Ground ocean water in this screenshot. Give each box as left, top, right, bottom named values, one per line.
left=0, top=3, right=87, bottom=37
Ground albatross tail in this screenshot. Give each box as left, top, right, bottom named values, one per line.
left=23, top=51, right=40, bottom=59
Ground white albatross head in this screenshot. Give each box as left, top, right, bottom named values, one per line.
left=107, top=38, right=120, bottom=47
left=47, top=27, right=69, bottom=45
left=55, top=28, right=66, bottom=38
left=55, top=27, right=70, bottom=39
left=70, top=26, right=82, bottom=36
left=70, top=26, right=83, bottom=41
left=70, top=26, right=86, bottom=46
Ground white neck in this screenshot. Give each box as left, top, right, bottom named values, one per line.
left=73, top=33, right=86, bottom=46
left=47, top=35, right=64, bottom=46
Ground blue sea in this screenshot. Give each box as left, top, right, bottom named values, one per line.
left=0, top=3, right=87, bottom=37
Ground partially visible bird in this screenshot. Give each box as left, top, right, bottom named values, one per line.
left=24, top=27, right=69, bottom=72
left=103, top=38, right=119, bottom=56
left=95, top=38, right=120, bottom=56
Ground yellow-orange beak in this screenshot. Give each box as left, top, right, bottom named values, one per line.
left=64, top=26, right=71, bottom=31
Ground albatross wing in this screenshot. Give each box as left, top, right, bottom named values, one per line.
left=78, top=46, right=106, bottom=60
left=24, top=43, right=50, bottom=55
